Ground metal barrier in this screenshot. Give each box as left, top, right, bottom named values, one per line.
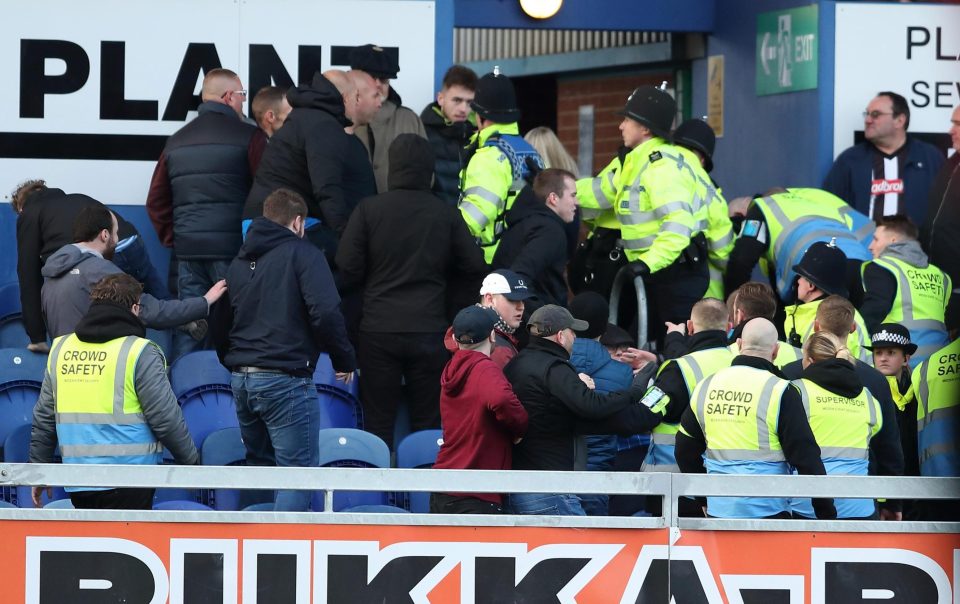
left=608, top=265, right=648, bottom=348
left=1, top=463, right=957, bottom=532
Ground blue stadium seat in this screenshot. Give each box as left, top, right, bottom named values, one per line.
left=242, top=502, right=274, bottom=512
left=341, top=504, right=410, bottom=514
left=316, top=388, right=362, bottom=430
left=2, top=424, right=67, bottom=508
left=0, top=351, right=42, bottom=455
left=200, top=427, right=271, bottom=511
left=0, top=282, right=21, bottom=319
left=313, top=353, right=359, bottom=399
left=170, top=350, right=232, bottom=399
left=0, top=347, right=47, bottom=382
left=153, top=500, right=213, bottom=511
left=0, top=500, right=16, bottom=509
left=44, top=498, right=75, bottom=509
left=179, top=387, right=239, bottom=450
left=0, top=283, right=28, bottom=349
left=314, top=428, right=390, bottom=511
left=396, top=429, right=444, bottom=513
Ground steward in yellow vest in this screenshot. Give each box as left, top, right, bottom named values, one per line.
left=861, top=216, right=951, bottom=365
left=29, top=274, right=198, bottom=509
left=676, top=318, right=835, bottom=519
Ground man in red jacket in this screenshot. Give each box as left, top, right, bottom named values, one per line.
left=431, top=305, right=529, bottom=514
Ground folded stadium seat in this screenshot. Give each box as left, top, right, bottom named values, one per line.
left=0, top=283, right=29, bottom=349
left=314, top=353, right=360, bottom=399
left=242, top=502, right=275, bottom=512
left=145, top=328, right=174, bottom=362
left=200, top=427, right=271, bottom=511
left=0, top=349, right=44, bottom=459
left=2, top=423, right=67, bottom=507
left=316, top=388, right=362, bottom=430
left=44, top=498, right=75, bottom=509
left=313, top=428, right=390, bottom=511
left=395, top=430, right=444, bottom=513
left=169, top=350, right=232, bottom=399
left=341, top=504, right=410, bottom=514
left=153, top=500, right=213, bottom=511
left=179, top=387, right=240, bottom=451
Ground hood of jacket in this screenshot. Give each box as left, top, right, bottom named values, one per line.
left=441, top=348, right=488, bottom=396
left=40, top=244, right=98, bottom=279
left=420, top=103, right=475, bottom=135
left=505, top=186, right=561, bottom=229
left=75, top=301, right=146, bottom=343
left=238, top=217, right=300, bottom=260
left=286, top=73, right=352, bottom=128
left=800, top=357, right=864, bottom=398
left=881, top=240, right=929, bottom=269
left=387, top=133, right=436, bottom=191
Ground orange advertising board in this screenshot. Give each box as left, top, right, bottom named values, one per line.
left=4, top=519, right=957, bottom=602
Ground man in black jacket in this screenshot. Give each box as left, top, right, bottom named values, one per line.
left=420, top=65, right=477, bottom=206
left=12, top=180, right=169, bottom=351
left=218, top=189, right=355, bottom=511
left=243, top=72, right=359, bottom=266
left=336, top=134, right=487, bottom=447
left=493, top=169, right=578, bottom=313
left=505, top=305, right=664, bottom=515
left=147, top=68, right=266, bottom=358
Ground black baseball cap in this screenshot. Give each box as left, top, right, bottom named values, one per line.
left=453, top=305, right=499, bottom=345
left=528, top=305, right=589, bottom=337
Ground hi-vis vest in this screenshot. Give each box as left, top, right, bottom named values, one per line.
left=911, top=339, right=960, bottom=477
left=676, top=146, right=734, bottom=300
left=727, top=341, right=802, bottom=369
left=862, top=255, right=951, bottom=364
left=783, top=298, right=871, bottom=362
left=642, top=346, right=733, bottom=473
left=614, top=138, right=704, bottom=272
left=458, top=123, right=543, bottom=262
left=751, top=189, right=873, bottom=300
left=577, top=156, right=623, bottom=231
left=687, top=365, right=792, bottom=518
left=49, top=334, right=162, bottom=492
left=791, top=379, right=881, bottom=519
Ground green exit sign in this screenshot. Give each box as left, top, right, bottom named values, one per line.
left=756, top=4, right=818, bottom=96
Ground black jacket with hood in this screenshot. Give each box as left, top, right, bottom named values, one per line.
left=419, top=102, right=475, bottom=207
left=217, top=217, right=355, bottom=377
left=492, top=187, right=569, bottom=311
left=336, top=134, right=487, bottom=333
left=243, top=73, right=363, bottom=236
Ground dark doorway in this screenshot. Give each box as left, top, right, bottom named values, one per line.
left=514, top=74, right=558, bottom=135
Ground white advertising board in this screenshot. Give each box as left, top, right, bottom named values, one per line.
left=833, top=2, right=958, bottom=158
left=0, top=0, right=437, bottom=205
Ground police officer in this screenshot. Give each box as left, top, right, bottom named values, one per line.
left=784, top=241, right=871, bottom=362
left=459, top=68, right=543, bottom=263
left=861, top=215, right=951, bottom=364
left=613, top=85, right=709, bottom=343
left=791, top=331, right=902, bottom=520
left=725, top=187, right=874, bottom=307
left=675, top=318, right=836, bottom=519
left=867, top=323, right=917, bottom=413
left=29, top=273, right=198, bottom=509
left=908, top=338, right=960, bottom=520
left=672, top=118, right=734, bottom=300
left=641, top=298, right=732, bottom=516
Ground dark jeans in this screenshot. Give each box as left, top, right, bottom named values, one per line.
left=114, top=235, right=171, bottom=300
left=508, top=493, right=587, bottom=516
left=231, top=371, right=319, bottom=511
left=358, top=331, right=448, bottom=448
left=430, top=493, right=502, bottom=514
left=70, top=488, right=154, bottom=510
left=174, top=259, right=229, bottom=359
left=642, top=254, right=709, bottom=346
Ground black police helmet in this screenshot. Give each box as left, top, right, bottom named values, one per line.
left=792, top=239, right=849, bottom=298
left=617, top=85, right=676, bottom=138
left=673, top=118, right=716, bottom=172
left=470, top=68, right=520, bottom=124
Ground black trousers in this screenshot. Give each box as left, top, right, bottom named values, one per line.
left=70, top=488, right=154, bottom=510
left=430, top=493, right=502, bottom=514
left=358, top=331, right=448, bottom=449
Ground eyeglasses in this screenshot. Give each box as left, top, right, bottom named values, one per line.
left=863, top=110, right=894, bottom=120
left=222, top=89, right=247, bottom=100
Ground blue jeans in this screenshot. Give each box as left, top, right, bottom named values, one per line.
left=508, top=493, right=586, bottom=516
left=114, top=235, right=171, bottom=300
left=174, top=259, right=229, bottom=359
left=231, top=371, right=319, bottom=511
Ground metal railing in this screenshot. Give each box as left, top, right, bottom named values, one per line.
left=608, top=266, right=648, bottom=348
left=1, top=464, right=957, bottom=532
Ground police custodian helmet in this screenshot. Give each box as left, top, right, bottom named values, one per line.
left=673, top=117, right=716, bottom=172
left=471, top=66, right=520, bottom=124
left=617, top=84, right=676, bottom=138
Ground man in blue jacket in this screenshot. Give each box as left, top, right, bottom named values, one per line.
left=824, top=91, right=944, bottom=226
left=216, top=188, right=356, bottom=511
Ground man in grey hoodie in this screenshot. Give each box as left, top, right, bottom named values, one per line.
left=861, top=215, right=952, bottom=364
left=41, top=205, right=226, bottom=340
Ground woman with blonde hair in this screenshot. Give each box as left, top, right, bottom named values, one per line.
left=791, top=331, right=902, bottom=520
left=524, top=127, right=579, bottom=176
